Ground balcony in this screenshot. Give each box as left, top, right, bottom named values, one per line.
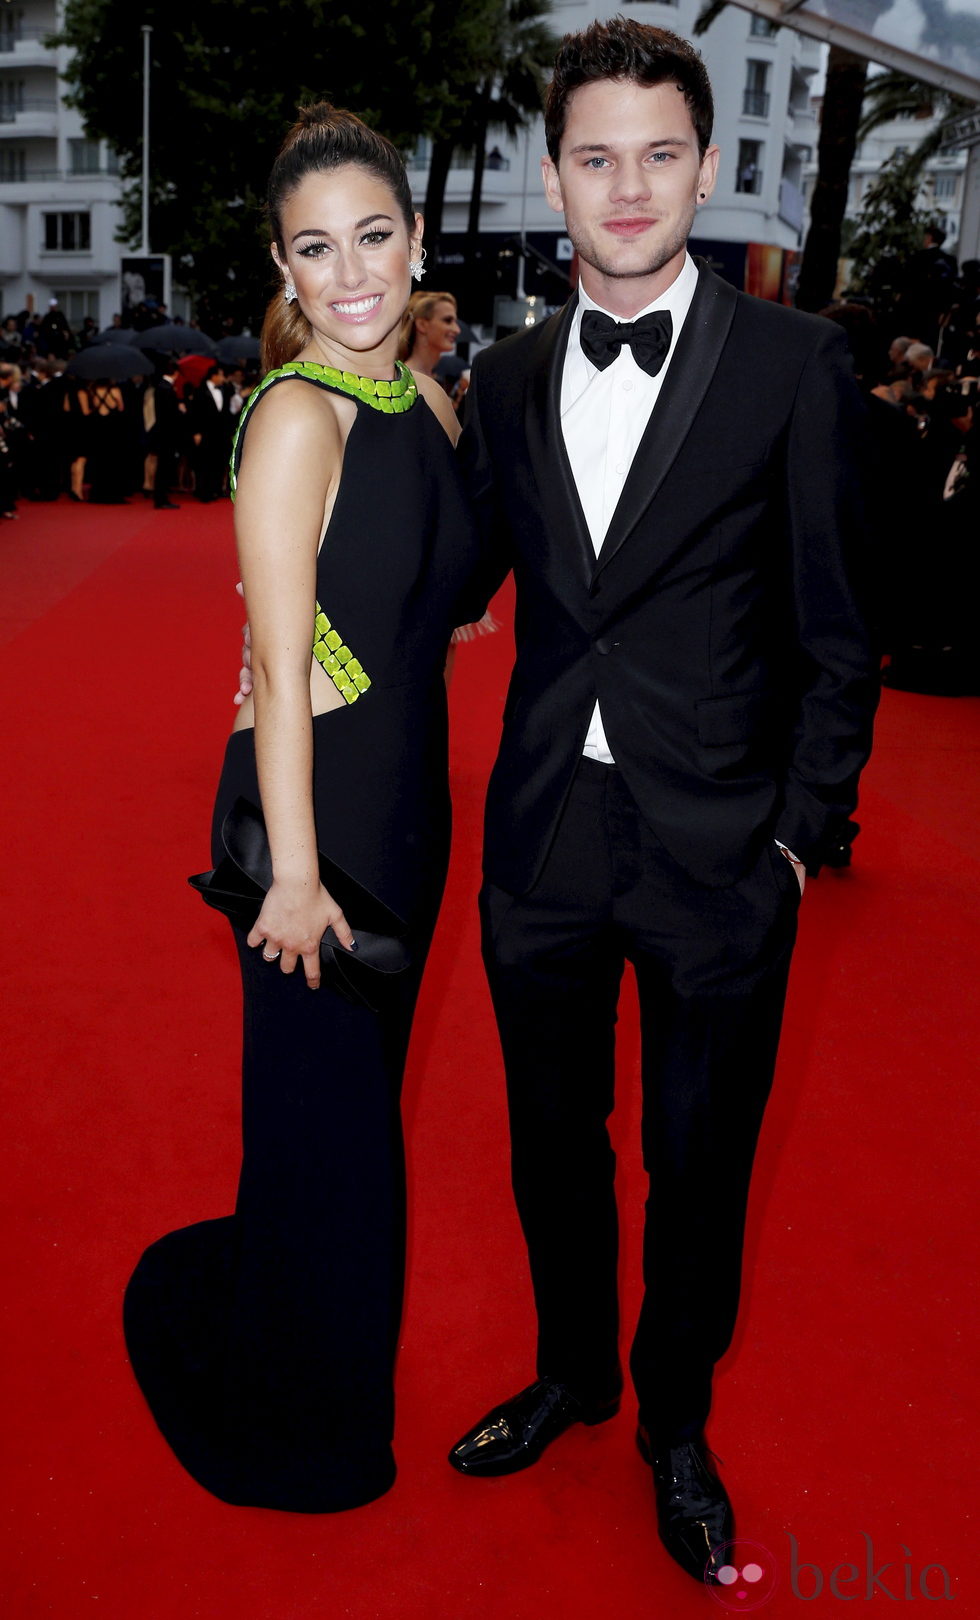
left=0, top=97, right=59, bottom=137
left=0, top=166, right=120, bottom=187
left=778, top=176, right=805, bottom=233
left=0, top=27, right=54, bottom=68
left=786, top=105, right=816, bottom=138
left=742, top=90, right=771, bottom=119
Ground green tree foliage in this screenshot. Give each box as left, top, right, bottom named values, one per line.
left=857, top=69, right=968, bottom=170
left=846, top=152, right=931, bottom=297
left=463, top=0, right=557, bottom=247
left=418, top=0, right=555, bottom=264
left=54, top=0, right=530, bottom=327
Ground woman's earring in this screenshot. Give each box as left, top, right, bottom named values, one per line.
left=283, top=283, right=297, bottom=305
left=409, top=247, right=427, bottom=282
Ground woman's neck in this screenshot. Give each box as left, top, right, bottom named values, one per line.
left=408, top=337, right=440, bottom=380
left=300, top=331, right=400, bottom=382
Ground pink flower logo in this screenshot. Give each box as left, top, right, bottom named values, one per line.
left=707, top=1540, right=779, bottom=1611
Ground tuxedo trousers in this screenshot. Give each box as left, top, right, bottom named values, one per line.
left=481, top=756, right=800, bottom=1441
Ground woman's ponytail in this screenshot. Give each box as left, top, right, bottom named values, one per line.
left=260, top=292, right=311, bottom=374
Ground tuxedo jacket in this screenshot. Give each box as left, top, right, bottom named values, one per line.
left=188, top=383, right=233, bottom=444
left=151, top=377, right=183, bottom=450
left=459, top=262, right=878, bottom=895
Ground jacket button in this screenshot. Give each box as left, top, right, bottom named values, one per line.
left=595, top=635, right=617, bottom=655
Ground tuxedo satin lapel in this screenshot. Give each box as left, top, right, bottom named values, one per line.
left=593, top=265, right=738, bottom=579
left=524, top=299, right=595, bottom=589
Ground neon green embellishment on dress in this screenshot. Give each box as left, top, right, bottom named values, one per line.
left=228, top=357, right=410, bottom=700
left=312, top=602, right=371, bottom=704
left=229, top=358, right=417, bottom=498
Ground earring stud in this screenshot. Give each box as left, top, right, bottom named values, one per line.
left=283, top=283, right=297, bottom=304
left=409, top=246, right=427, bottom=282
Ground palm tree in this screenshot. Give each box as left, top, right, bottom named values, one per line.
left=795, top=46, right=870, bottom=311
left=856, top=69, right=968, bottom=175
left=421, top=0, right=555, bottom=267
left=464, top=0, right=556, bottom=248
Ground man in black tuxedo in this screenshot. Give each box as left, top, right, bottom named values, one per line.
left=447, top=19, right=877, bottom=1585
left=188, top=362, right=234, bottom=502
left=149, top=357, right=184, bottom=510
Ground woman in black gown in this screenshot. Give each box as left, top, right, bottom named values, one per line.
left=124, top=105, right=481, bottom=1512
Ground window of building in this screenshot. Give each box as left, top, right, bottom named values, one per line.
left=43, top=211, right=92, bottom=252
left=0, top=147, right=26, bottom=181
left=51, top=289, right=100, bottom=326
left=735, top=140, right=763, bottom=195
left=743, top=61, right=771, bottom=119
left=933, top=173, right=957, bottom=200
left=69, top=138, right=101, bottom=174
left=750, top=15, right=777, bottom=36
left=106, top=147, right=120, bottom=176
left=0, top=77, right=25, bottom=119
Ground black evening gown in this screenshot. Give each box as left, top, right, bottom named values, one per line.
left=124, top=361, right=480, bottom=1511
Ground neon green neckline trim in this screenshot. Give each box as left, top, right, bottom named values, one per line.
left=229, top=358, right=417, bottom=498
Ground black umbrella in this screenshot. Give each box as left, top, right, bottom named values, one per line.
left=66, top=344, right=148, bottom=380
left=88, top=326, right=142, bottom=346
left=215, top=334, right=261, bottom=364
left=134, top=324, right=217, bottom=357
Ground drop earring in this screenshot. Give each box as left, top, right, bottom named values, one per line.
left=283, top=283, right=297, bottom=304
left=409, top=246, right=427, bottom=282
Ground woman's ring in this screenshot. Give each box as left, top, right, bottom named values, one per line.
left=262, top=949, right=281, bottom=962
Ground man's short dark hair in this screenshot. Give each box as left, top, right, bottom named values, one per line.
left=544, top=15, right=714, bottom=164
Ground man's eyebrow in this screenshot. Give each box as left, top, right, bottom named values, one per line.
left=567, top=138, right=690, bottom=155
left=290, top=213, right=394, bottom=243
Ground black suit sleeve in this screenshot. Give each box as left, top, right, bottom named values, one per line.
left=454, top=355, right=514, bottom=624
left=776, top=325, right=879, bottom=866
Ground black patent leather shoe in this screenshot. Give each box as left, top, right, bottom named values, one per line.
left=449, top=1377, right=620, bottom=1477
left=638, top=1426, right=735, bottom=1585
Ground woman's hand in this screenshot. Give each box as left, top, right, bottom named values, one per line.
left=247, top=879, right=356, bottom=990
left=233, top=581, right=253, bottom=706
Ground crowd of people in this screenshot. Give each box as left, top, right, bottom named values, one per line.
left=0, top=291, right=474, bottom=521
left=0, top=316, right=259, bottom=518
left=819, top=247, right=979, bottom=694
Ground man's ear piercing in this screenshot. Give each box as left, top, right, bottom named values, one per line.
left=699, top=192, right=706, bottom=199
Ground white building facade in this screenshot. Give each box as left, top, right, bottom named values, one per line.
left=802, top=98, right=969, bottom=265
left=0, top=0, right=126, bottom=327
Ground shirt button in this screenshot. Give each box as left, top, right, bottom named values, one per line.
left=615, top=461, right=626, bottom=474
left=622, top=379, right=634, bottom=392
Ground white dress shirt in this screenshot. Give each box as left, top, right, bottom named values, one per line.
left=561, top=253, right=699, bottom=763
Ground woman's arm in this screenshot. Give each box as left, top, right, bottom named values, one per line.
left=233, top=381, right=355, bottom=987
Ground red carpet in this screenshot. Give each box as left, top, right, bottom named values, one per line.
left=2, top=498, right=977, bottom=1617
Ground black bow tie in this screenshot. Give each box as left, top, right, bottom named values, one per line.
left=579, top=308, right=673, bottom=378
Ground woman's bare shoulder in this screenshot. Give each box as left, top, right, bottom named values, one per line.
left=239, top=376, right=344, bottom=470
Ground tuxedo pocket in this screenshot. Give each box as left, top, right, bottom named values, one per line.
left=696, top=692, right=767, bottom=747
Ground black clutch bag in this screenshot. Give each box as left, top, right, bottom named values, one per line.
left=189, top=796, right=410, bottom=1012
